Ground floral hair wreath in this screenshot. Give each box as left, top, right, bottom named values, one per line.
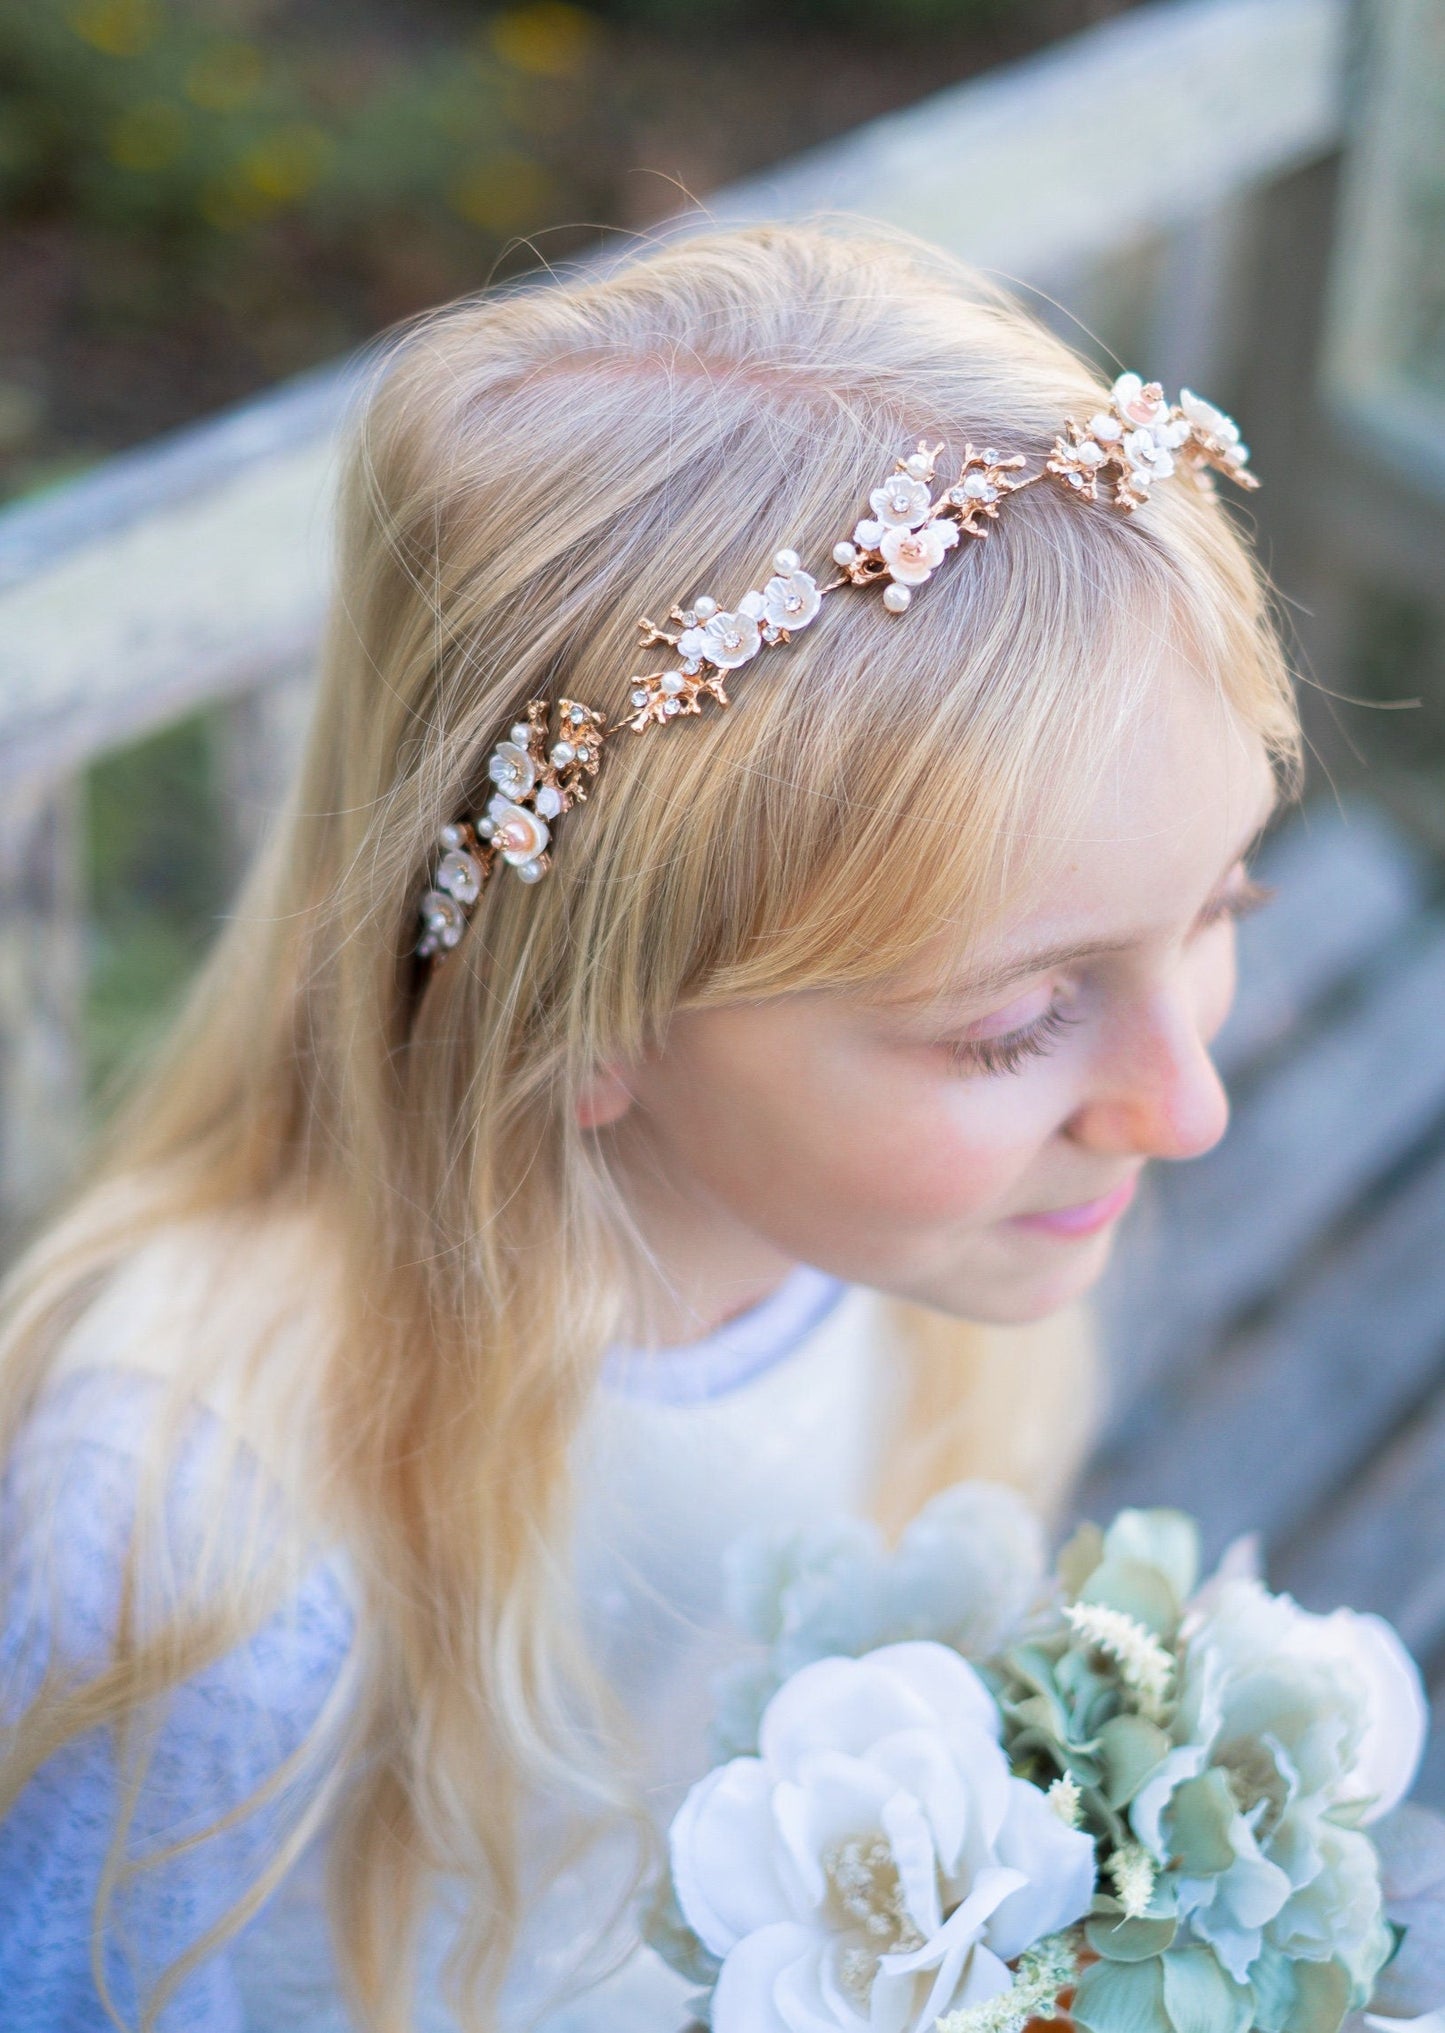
left=416, top=372, right=1256, bottom=961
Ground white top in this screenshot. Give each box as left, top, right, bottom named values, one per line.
left=0, top=1234, right=904, bottom=2031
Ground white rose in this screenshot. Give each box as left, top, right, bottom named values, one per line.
left=761, top=568, right=822, bottom=633
left=868, top=472, right=934, bottom=530
left=670, top=1642, right=1096, bottom=2033
left=879, top=518, right=960, bottom=586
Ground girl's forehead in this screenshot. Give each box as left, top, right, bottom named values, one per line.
left=875, top=679, right=1279, bottom=1011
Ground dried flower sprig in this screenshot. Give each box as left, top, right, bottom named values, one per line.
left=933, top=1934, right=1079, bottom=2033
left=1062, top=1601, right=1175, bottom=1723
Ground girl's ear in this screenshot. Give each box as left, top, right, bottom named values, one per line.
left=575, top=1064, right=635, bottom=1131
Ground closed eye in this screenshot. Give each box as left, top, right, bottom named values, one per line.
left=947, top=1000, right=1083, bottom=1078
left=1197, top=873, right=1275, bottom=931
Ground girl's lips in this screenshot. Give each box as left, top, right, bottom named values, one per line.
left=1009, top=1173, right=1139, bottom=1239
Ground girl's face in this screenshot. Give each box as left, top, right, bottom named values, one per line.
left=596, top=666, right=1279, bottom=1332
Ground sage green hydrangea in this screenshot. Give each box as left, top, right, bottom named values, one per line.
left=994, top=1506, right=1428, bottom=2033
left=1128, top=1572, right=1426, bottom=2025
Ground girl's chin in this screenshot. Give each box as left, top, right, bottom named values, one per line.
left=900, top=1222, right=1120, bottom=1326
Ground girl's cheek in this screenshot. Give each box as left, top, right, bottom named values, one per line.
left=809, top=1060, right=1056, bottom=1225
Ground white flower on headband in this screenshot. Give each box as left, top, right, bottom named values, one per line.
left=435, top=848, right=483, bottom=906
left=1180, top=388, right=1250, bottom=471
left=870, top=471, right=934, bottom=530
left=761, top=565, right=821, bottom=634
left=486, top=796, right=550, bottom=868
left=1122, top=428, right=1177, bottom=487
left=880, top=517, right=960, bottom=586
left=1049, top=372, right=1254, bottom=511
left=677, top=593, right=765, bottom=672
left=1110, top=371, right=1172, bottom=433
left=419, top=888, right=466, bottom=953
left=487, top=740, right=535, bottom=800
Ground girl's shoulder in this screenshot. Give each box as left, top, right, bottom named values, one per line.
left=3, top=1365, right=356, bottom=1691
left=0, top=1349, right=356, bottom=2033
left=4, top=1203, right=357, bottom=1698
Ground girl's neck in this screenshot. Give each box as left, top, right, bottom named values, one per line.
left=603, top=1118, right=801, bottom=1349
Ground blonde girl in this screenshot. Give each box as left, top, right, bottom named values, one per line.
left=0, top=221, right=1296, bottom=2032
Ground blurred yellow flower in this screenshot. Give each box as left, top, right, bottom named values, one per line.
left=449, top=151, right=556, bottom=232
left=240, top=125, right=333, bottom=204
left=198, top=174, right=274, bottom=233
left=108, top=100, right=189, bottom=173
left=185, top=43, right=267, bottom=113
left=70, top=0, right=159, bottom=58
left=489, top=4, right=596, bottom=80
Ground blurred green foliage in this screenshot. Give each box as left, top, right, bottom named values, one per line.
left=0, top=0, right=587, bottom=244
left=84, top=710, right=224, bottom=1097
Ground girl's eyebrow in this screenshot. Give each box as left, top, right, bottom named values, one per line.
left=891, top=808, right=1278, bottom=1012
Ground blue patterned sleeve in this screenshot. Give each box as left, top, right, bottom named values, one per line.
left=0, top=1370, right=356, bottom=2032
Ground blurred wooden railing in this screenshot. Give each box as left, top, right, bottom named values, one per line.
left=0, top=0, right=1356, bottom=1235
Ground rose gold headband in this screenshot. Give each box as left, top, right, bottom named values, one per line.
left=416, top=373, right=1256, bottom=961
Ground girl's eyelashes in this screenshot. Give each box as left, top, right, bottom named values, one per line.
left=939, top=872, right=1274, bottom=1080
left=947, top=999, right=1083, bottom=1079
left=1198, top=871, right=1276, bottom=930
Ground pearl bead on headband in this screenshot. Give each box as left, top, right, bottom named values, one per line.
left=416, top=373, right=1256, bottom=962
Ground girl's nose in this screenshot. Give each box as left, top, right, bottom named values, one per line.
left=1067, top=993, right=1231, bottom=1163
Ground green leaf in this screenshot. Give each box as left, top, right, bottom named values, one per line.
left=1103, top=1510, right=1201, bottom=1607
left=1059, top=1521, right=1106, bottom=1597
left=1012, top=1690, right=1069, bottom=1737
left=1087, top=1912, right=1179, bottom=1962
left=1166, top=1769, right=1239, bottom=1875
left=1071, top=1954, right=1170, bottom=2033
left=1077, top=1556, right=1180, bottom=1638
left=1251, top=1952, right=1353, bottom=2033
left=1098, top=1713, right=1172, bottom=1808
left=1160, top=1946, right=1252, bottom=2033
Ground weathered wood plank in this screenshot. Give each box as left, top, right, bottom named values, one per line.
left=0, top=437, right=336, bottom=796
left=0, top=782, right=86, bottom=1243
left=0, top=363, right=352, bottom=593
left=1273, top=1377, right=1445, bottom=1663
left=1078, top=1135, right=1445, bottom=1552
left=1103, top=915, right=1445, bottom=1398
left=214, top=674, right=316, bottom=882
left=1321, top=0, right=1445, bottom=502
left=715, top=0, right=1347, bottom=281
left=1214, top=800, right=1427, bottom=1078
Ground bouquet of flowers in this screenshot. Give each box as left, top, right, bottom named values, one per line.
left=645, top=1487, right=1445, bottom=2033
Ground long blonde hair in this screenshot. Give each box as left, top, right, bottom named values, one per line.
left=0, top=221, right=1299, bottom=2029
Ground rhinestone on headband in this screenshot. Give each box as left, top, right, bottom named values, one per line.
left=416, top=373, right=1255, bottom=960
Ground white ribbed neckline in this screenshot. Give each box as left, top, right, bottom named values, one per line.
left=601, top=1264, right=848, bottom=1407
